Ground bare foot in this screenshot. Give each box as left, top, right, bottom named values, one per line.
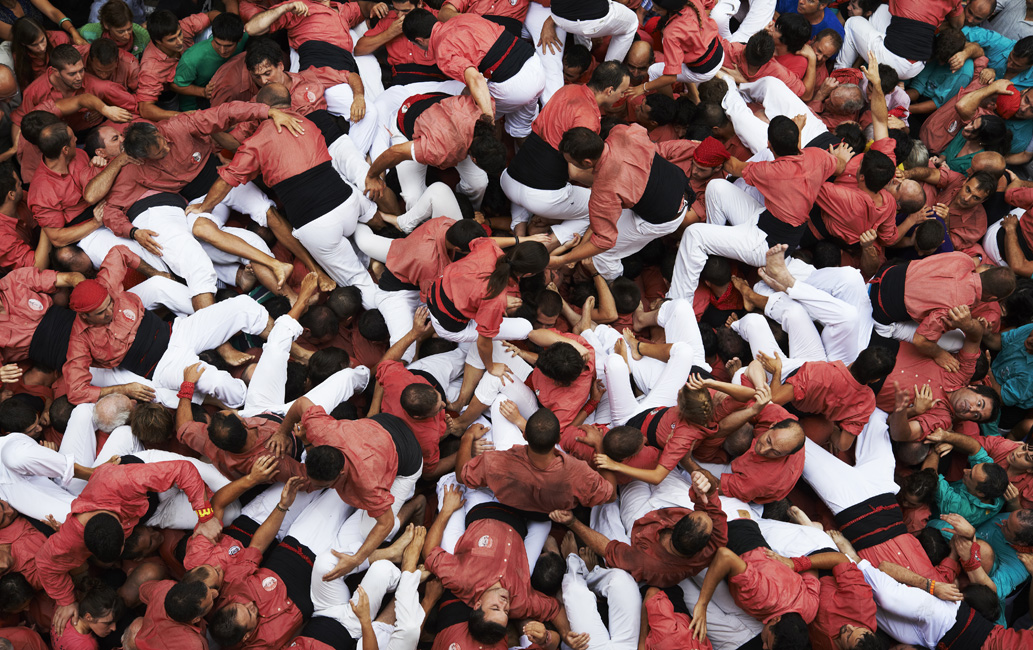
left=763, top=244, right=795, bottom=289
left=757, top=268, right=787, bottom=293
left=725, top=356, right=742, bottom=376
left=579, top=545, right=598, bottom=572
left=724, top=312, right=739, bottom=327
left=788, top=506, right=823, bottom=531
left=561, top=531, right=578, bottom=558
left=731, top=276, right=764, bottom=312
left=217, top=342, right=254, bottom=367
left=273, top=261, right=295, bottom=291
left=613, top=338, right=630, bottom=365
left=298, top=272, right=320, bottom=305
left=236, top=265, right=258, bottom=293
left=622, top=328, right=643, bottom=360
left=575, top=296, right=595, bottom=335
left=381, top=523, right=415, bottom=564
left=316, top=271, right=336, bottom=292
left=828, top=529, right=860, bottom=562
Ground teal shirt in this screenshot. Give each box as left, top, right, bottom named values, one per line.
left=963, top=25, right=1033, bottom=90
left=173, top=36, right=248, bottom=111
left=79, top=22, right=150, bottom=59
left=910, top=59, right=975, bottom=108
left=992, top=323, right=1033, bottom=407
left=928, top=448, right=1005, bottom=529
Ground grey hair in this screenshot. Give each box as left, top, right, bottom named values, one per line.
left=0, top=638, right=13, bottom=650
left=93, top=394, right=132, bottom=433
left=903, top=139, right=929, bottom=170
left=832, top=83, right=866, bottom=114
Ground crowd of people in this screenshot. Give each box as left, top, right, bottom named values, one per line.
left=2, top=0, right=1033, bottom=648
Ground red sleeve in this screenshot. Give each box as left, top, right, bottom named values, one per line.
left=573, top=460, right=615, bottom=507
left=457, top=453, right=489, bottom=489
left=644, top=591, right=713, bottom=650
left=64, top=333, right=102, bottom=404
left=36, top=527, right=82, bottom=606
left=120, top=462, right=212, bottom=512
left=0, top=230, right=35, bottom=270
left=177, top=101, right=270, bottom=137
left=1005, top=186, right=1033, bottom=211
left=176, top=421, right=210, bottom=455
left=217, top=137, right=263, bottom=188
left=180, top=12, right=212, bottom=39
left=473, top=295, right=505, bottom=338
left=95, top=245, right=140, bottom=296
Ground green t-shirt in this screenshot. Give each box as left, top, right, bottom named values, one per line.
left=173, top=35, right=248, bottom=111
left=79, top=22, right=150, bottom=59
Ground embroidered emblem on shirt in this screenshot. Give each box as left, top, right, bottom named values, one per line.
left=122, top=309, right=137, bottom=322
left=192, top=151, right=202, bottom=163
left=477, top=535, right=494, bottom=549
left=228, top=545, right=241, bottom=556
left=262, top=576, right=278, bottom=591
left=27, top=298, right=44, bottom=311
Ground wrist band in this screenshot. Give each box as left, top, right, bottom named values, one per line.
left=590, top=272, right=600, bottom=278
left=790, top=556, right=812, bottom=573
left=59, top=17, right=71, bottom=26
left=929, top=580, right=936, bottom=595
left=195, top=506, right=214, bottom=523
left=275, top=504, right=289, bottom=513
left=583, top=399, right=599, bottom=415
left=513, top=234, right=520, bottom=244
left=177, top=381, right=195, bottom=400
left=962, top=543, right=983, bottom=571
left=129, top=227, right=139, bottom=240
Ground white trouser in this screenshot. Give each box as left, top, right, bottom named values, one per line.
left=128, top=276, right=195, bottom=317
left=89, top=366, right=179, bottom=408
left=287, top=488, right=354, bottom=557
left=373, top=288, right=422, bottom=363
left=871, top=316, right=966, bottom=352
left=524, top=2, right=566, bottom=103
left=758, top=292, right=828, bottom=362
left=329, top=133, right=373, bottom=189
left=616, top=471, right=698, bottom=535
left=729, top=77, right=828, bottom=155
left=489, top=54, right=546, bottom=138
left=428, top=312, right=533, bottom=345
left=553, top=2, right=639, bottom=64
left=240, top=481, right=320, bottom=540
left=984, top=218, right=1006, bottom=266
left=407, top=347, right=466, bottom=403
left=132, top=205, right=219, bottom=297
left=680, top=576, right=763, bottom=650
left=151, top=295, right=271, bottom=409
left=647, top=51, right=724, bottom=86
left=353, top=224, right=393, bottom=263
left=129, top=449, right=238, bottom=529
left=657, top=299, right=710, bottom=370
left=594, top=209, right=685, bottom=281
left=604, top=342, right=696, bottom=427
left=391, top=126, right=489, bottom=210
left=500, top=169, right=592, bottom=232
left=194, top=181, right=275, bottom=226
left=562, top=553, right=641, bottom=650
left=836, top=7, right=925, bottom=79
left=59, top=403, right=101, bottom=494
left=0, top=432, right=76, bottom=522
left=394, top=182, right=464, bottom=234
left=79, top=227, right=162, bottom=272
left=372, top=80, right=466, bottom=136
left=711, top=0, right=776, bottom=43
left=325, top=82, right=387, bottom=157
left=293, top=193, right=380, bottom=310
left=859, top=560, right=959, bottom=648
left=801, top=409, right=897, bottom=514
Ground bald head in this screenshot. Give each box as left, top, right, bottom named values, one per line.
left=895, top=178, right=927, bottom=213
left=94, top=393, right=133, bottom=432
left=971, top=151, right=1006, bottom=176
left=256, top=82, right=291, bottom=108
left=121, top=617, right=144, bottom=650
left=965, top=0, right=994, bottom=24
left=625, top=40, right=654, bottom=84
left=0, top=66, right=16, bottom=103
left=828, top=84, right=865, bottom=115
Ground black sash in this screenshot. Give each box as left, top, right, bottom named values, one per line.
left=426, top=279, right=469, bottom=333
left=833, top=493, right=908, bottom=551
left=387, top=63, right=447, bottom=87
left=410, top=368, right=447, bottom=402
left=465, top=501, right=528, bottom=538
left=937, top=603, right=995, bottom=650
left=884, top=15, right=936, bottom=62
left=271, top=161, right=352, bottom=229
left=264, top=536, right=315, bottom=618
left=478, top=30, right=533, bottom=84
left=552, top=0, right=608, bottom=20
left=868, top=262, right=910, bottom=325
left=305, top=108, right=347, bottom=146
left=369, top=412, right=423, bottom=476
left=757, top=209, right=807, bottom=251
left=298, top=617, right=358, bottom=650
left=996, top=223, right=1033, bottom=263
left=127, top=192, right=188, bottom=223
left=687, top=38, right=724, bottom=74
left=296, top=40, right=359, bottom=74
left=397, top=92, right=451, bottom=140
left=627, top=406, right=672, bottom=449
left=29, top=304, right=75, bottom=370
left=506, top=131, right=569, bottom=191
left=119, top=309, right=171, bottom=379
left=179, top=153, right=220, bottom=202
left=67, top=204, right=96, bottom=226
left=379, top=267, right=419, bottom=292
left=484, top=15, right=524, bottom=37
left=631, top=154, right=693, bottom=225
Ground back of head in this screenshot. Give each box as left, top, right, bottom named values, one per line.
left=776, top=12, right=812, bottom=53
left=326, top=285, right=363, bottom=321
left=962, top=584, right=1001, bottom=623
left=771, top=419, right=806, bottom=455
left=587, top=60, right=630, bottom=93
left=468, top=607, right=508, bottom=644
left=974, top=114, right=1012, bottom=153
left=0, top=638, right=13, bottom=650
left=299, top=304, right=340, bottom=341
left=0, top=396, right=37, bottom=434
left=602, top=426, right=644, bottom=461
left=1015, top=35, right=1033, bottom=62
left=536, top=289, right=562, bottom=318
left=644, top=93, right=676, bottom=125
left=20, top=110, right=62, bottom=146
left=49, top=43, right=82, bottom=72
left=914, top=219, right=946, bottom=253
left=536, top=342, right=585, bottom=385
left=696, top=102, right=729, bottom=129
left=915, top=526, right=951, bottom=564
left=469, top=122, right=507, bottom=176
left=400, top=383, right=440, bottom=419
left=769, top=612, right=811, bottom=650
left=78, top=577, right=125, bottom=620
left=525, top=408, right=560, bottom=453
left=850, top=345, right=896, bottom=384
left=210, top=411, right=248, bottom=453
left=671, top=513, right=712, bottom=556
left=696, top=79, right=728, bottom=104
left=976, top=462, right=1009, bottom=500
left=852, top=631, right=886, bottom=650
left=767, top=115, right=800, bottom=157
left=445, top=218, right=487, bottom=250
left=83, top=513, right=124, bottom=563
left=744, top=31, right=775, bottom=67
left=833, top=121, right=866, bottom=153
left=902, top=137, right=930, bottom=170
left=210, top=605, right=249, bottom=647
left=529, top=551, right=564, bottom=595
left=49, top=395, right=73, bottom=434
left=94, top=393, right=132, bottom=432
left=831, top=84, right=865, bottom=115
left=402, top=8, right=436, bottom=41
left=130, top=403, right=173, bottom=446
left=981, top=265, right=1017, bottom=300
left=99, top=0, right=132, bottom=28
left=0, top=572, right=33, bottom=616
left=308, top=347, right=351, bottom=386
left=146, top=10, right=180, bottom=43
left=255, top=82, right=291, bottom=108
left=677, top=385, right=714, bottom=426
left=358, top=309, right=390, bottom=342
left=123, top=122, right=161, bottom=160
left=859, top=149, right=895, bottom=192
left=971, top=169, right=1001, bottom=196
left=244, top=36, right=283, bottom=71
left=610, top=277, right=641, bottom=313
left=89, top=37, right=119, bottom=67
left=935, top=28, right=966, bottom=65
left=559, top=126, right=605, bottom=161
left=212, top=12, right=245, bottom=43
left=563, top=43, right=593, bottom=74
left=305, top=445, right=345, bottom=482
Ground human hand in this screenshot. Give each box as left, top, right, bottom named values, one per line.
left=593, top=453, right=619, bottom=471
left=411, top=305, right=433, bottom=339
left=934, top=349, right=961, bottom=373
left=523, top=621, right=548, bottom=645
left=589, top=378, right=605, bottom=402
left=548, top=509, right=574, bottom=525
left=350, top=585, right=370, bottom=619
left=350, top=95, right=366, bottom=122
left=1004, top=482, right=1020, bottom=504
left=323, top=549, right=361, bottom=581
left=279, top=476, right=303, bottom=509
left=575, top=424, right=604, bottom=453
left=469, top=423, right=494, bottom=455
left=861, top=50, right=881, bottom=85
left=268, top=108, right=305, bottom=136
left=183, top=361, right=206, bottom=383
left=933, top=581, right=964, bottom=601
left=1003, top=214, right=1019, bottom=232
left=99, top=105, right=132, bottom=123
left=940, top=513, right=976, bottom=539
left=194, top=516, right=222, bottom=543
left=752, top=382, right=772, bottom=408
left=537, top=17, right=562, bottom=55
left=488, top=363, right=514, bottom=383
left=691, top=470, right=714, bottom=503
left=686, top=373, right=708, bottom=391
left=565, top=632, right=590, bottom=650
left=133, top=229, right=163, bottom=256
left=859, top=229, right=878, bottom=249
left=266, top=430, right=293, bottom=458
left=364, top=174, right=386, bottom=201
left=121, top=382, right=156, bottom=402
left=0, top=364, right=22, bottom=384
left=913, top=384, right=941, bottom=415
left=689, top=602, right=708, bottom=641
left=756, top=350, right=782, bottom=375
left=763, top=549, right=794, bottom=570
left=440, top=483, right=466, bottom=515
left=248, top=455, right=279, bottom=484
left=52, top=603, right=78, bottom=636
left=980, top=67, right=997, bottom=85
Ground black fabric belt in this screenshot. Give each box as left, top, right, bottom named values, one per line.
left=225, top=514, right=260, bottom=547
left=628, top=406, right=672, bottom=449
left=127, top=192, right=188, bottom=223
left=387, top=62, right=446, bottom=87
left=396, top=92, right=451, bottom=141
left=867, top=262, right=910, bottom=326
left=119, top=309, right=172, bottom=379
left=271, top=160, right=352, bottom=230
left=631, top=153, right=693, bottom=224
left=427, top=279, right=469, bottom=333
left=67, top=204, right=96, bottom=227
left=465, top=501, right=528, bottom=538
left=265, top=536, right=316, bottom=618
left=369, top=412, right=423, bottom=476
left=379, top=266, right=420, bottom=293
left=478, top=30, right=533, bottom=84
left=552, top=0, right=608, bottom=20
left=29, top=304, right=75, bottom=370
left=833, top=493, right=907, bottom=551
left=484, top=14, right=524, bottom=38
left=726, top=519, right=770, bottom=556
left=506, top=131, right=569, bottom=191
left=996, top=222, right=1033, bottom=262
left=296, top=40, right=359, bottom=73
left=298, top=617, right=357, bottom=650
left=687, top=38, right=724, bottom=74
left=884, top=15, right=935, bottom=62
left=179, top=153, right=220, bottom=202
left=937, top=602, right=995, bottom=650
left=305, top=108, right=347, bottom=146
left=757, top=209, right=807, bottom=252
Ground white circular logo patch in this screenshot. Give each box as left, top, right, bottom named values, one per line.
left=27, top=298, right=43, bottom=311
left=192, top=151, right=202, bottom=163
left=262, top=576, right=278, bottom=591
left=121, top=309, right=136, bottom=322
left=306, top=90, right=317, bottom=103
left=228, top=545, right=241, bottom=556
left=477, top=535, right=494, bottom=549
left=948, top=119, right=959, bottom=134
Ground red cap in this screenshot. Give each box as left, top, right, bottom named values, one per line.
left=693, top=136, right=732, bottom=167
left=996, top=84, right=1021, bottom=120
left=69, top=280, right=109, bottom=313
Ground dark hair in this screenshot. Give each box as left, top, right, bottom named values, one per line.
left=697, top=102, right=730, bottom=130
left=529, top=551, right=564, bottom=595
left=914, top=219, right=946, bottom=253
left=610, top=277, right=641, bottom=314
left=0, top=396, right=38, bottom=434
left=934, top=28, right=966, bottom=65
left=124, top=122, right=162, bottom=159
left=0, top=573, right=33, bottom=616
left=980, top=266, right=1016, bottom=301
left=833, top=122, right=866, bottom=154
left=671, top=513, right=711, bottom=556
left=89, top=37, right=120, bottom=67
left=300, top=304, right=339, bottom=341
left=357, top=309, right=390, bottom=342
left=644, top=93, right=677, bottom=126
left=400, top=383, right=440, bottom=418
left=602, top=426, right=644, bottom=461
left=915, top=527, right=951, bottom=564
left=99, top=0, right=133, bottom=29
left=445, top=219, right=487, bottom=250
left=963, top=584, right=1001, bottom=623
left=212, top=12, right=245, bottom=42
left=306, top=445, right=345, bottom=482
left=326, top=285, right=362, bottom=321
left=330, top=401, right=358, bottom=420
left=767, top=115, right=800, bottom=157
left=536, top=342, right=585, bottom=386
left=769, top=612, right=811, bottom=650
left=563, top=43, right=593, bottom=73
left=525, top=408, right=560, bottom=453
left=308, top=347, right=351, bottom=386
left=536, top=289, right=562, bottom=317
left=469, top=122, right=506, bottom=176
left=700, top=257, right=733, bottom=287
left=210, top=604, right=249, bottom=646
left=1012, top=510, right=1033, bottom=545
left=210, top=412, right=248, bottom=453
left=852, top=631, right=885, bottom=650
left=587, top=61, right=630, bottom=93
left=850, top=345, right=896, bottom=385
left=558, top=127, right=605, bottom=162
left=485, top=242, right=548, bottom=299
left=877, top=64, right=899, bottom=94
left=20, top=110, right=62, bottom=147
left=146, top=10, right=181, bottom=44
left=975, top=462, right=1009, bottom=500
left=130, top=403, right=174, bottom=445
left=859, top=149, right=895, bottom=193
left=50, top=395, right=73, bottom=434
left=1014, top=35, right=1033, bottom=63
left=900, top=467, right=938, bottom=506
left=50, top=43, right=82, bottom=72
left=11, top=17, right=49, bottom=88
left=84, top=513, right=125, bottom=563
left=285, top=361, right=308, bottom=402
left=401, top=7, right=436, bottom=41
left=744, top=31, right=775, bottom=68
left=970, top=169, right=1000, bottom=197
left=970, top=115, right=1012, bottom=154
left=38, top=121, right=71, bottom=160
left=78, top=577, right=125, bottom=621
left=467, top=607, right=508, bottom=644
left=814, top=27, right=843, bottom=51
left=968, top=383, right=1002, bottom=423
left=245, top=37, right=284, bottom=71
left=775, top=12, right=811, bottom=53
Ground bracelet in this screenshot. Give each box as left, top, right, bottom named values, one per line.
left=177, top=381, right=195, bottom=400
left=59, top=17, right=71, bottom=26
left=275, top=503, right=289, bottom=513
left=962, top=543, right=983, bottom=571
left=129, top=227, right=139, bottom=240
left=583, top=399, right=599, bottom=415
left=195, top=506, right=214, bottom=523
left=590, top=272, right=600, bottom=279
left=929, top=580, right=936, bottom=595
left=790, top=556, right=812, bottom=573
left=513, top=234, right=520, bottom=245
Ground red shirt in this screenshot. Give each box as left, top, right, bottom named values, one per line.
left=724, top=42, right=805, bottom=96
left=14, top=72, right=136, bottom=132
left=269, top=0, right=364, bottom=51
left=362, top=8, right=440, bottom=67
left=0, top=627, right=48, bottom=650
left=177, top=417, right=306, bottom=483
left=0, top=212, right=34, bottom=272
left=814, top=183, right=897, bottom=246
left=721, top=404, right=802, bottom=504
left=136, top=580, right=208, bottom=650
left=431, top=620, right=508, bottom=650
left=302, top=406, right=398, bottom=517
left=28, top=149, right=102, bottom=231
left=78, top=43, right=140, bottom=92
left=0, top=516, right=47, bottom=589
left=648, top=404, right=718, bottom=471
left=1003, top=186, right=1033, bottom=250
left=532, top=83, right=601, bottom=148
left=377, top=360, right=445, bottom=472
left=221, top=567, right=304, bottom=650
left=38, top=462, right=212, bottom=606
left=741, top=148, right=838, bottom=227
left=935, top=168, right=988, bottom=252
left=644, top=591, right=713, bottom=650
left=446, top=0, right=530, bottom=20
left=981, top=435, right=1033, bottom=509
left=438, top=237, right=506, bottom=338
left=184, top=533, right=264, bottom=591
left=426, top=518, right=560, bottom=620
left=589, top=124, right=659, bottom=249
left=809, top=562, right=877, bottom=650
left=901, top=252, right=983, bottom=342
left=919, top=78, right=982, bottom=155
left=427, top=14, right=508, bottom=82
left=232, top=68, right=350, bottom=144
left=658, top=139, right=720, bottom=220
left=412, top=95, right=489, bottom=169
left=659, top=1, right=721, bottom=75
left=785, top=361, right=876, bottom=437
left=875, top=342, right=979, bottom=440
left=888, top=0, right=962, bottom=25
left=729, top=548, right=820, bottom=623
left=54, top=622, right=98, bottom=650
left=460, top=445, right=614, bottom=511
left=137, top=13, right=211, bottom=103
left=529, top=332, right=595, bottom=429
left=209, top=53, right=257, bottom=106
left=385, top=216, right=456, bottom=300
left=219, top=110, right=331, bottom=190
left=604, top=490, right=728, bottom=587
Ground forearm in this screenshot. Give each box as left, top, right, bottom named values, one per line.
left=888, top=407, right=920, bottom=442
left=476, top=335, right=493, bottom=370
left=453, top=429, right=476, bottom=482
left=354, top=28, right=396, bottom=56
left=358, top=618, right=377, bottom=650
left=438, top=3, right=460, bottom=20
left=33, top=230, right=50, bottom=270
left=567, top=518, right=613, bottom=557
left=193, top=178, right=232, bottom=213
left=353, top=514, right=393, bottom=563
left=643, top=74, right=677, bottom=93
left=138, top=101, right=180, bottom=122
left=555, top=239, right=607, bottom=266
left=347, top=69, right=365, bottom=102
left=173, top=84, right=207, bottom=98
left=43, top=220, right=100, bottom=248
left=877, top=561, right=933, bottom=589
left=903, top=165, right=940, bottom=185
left=83, top=155, right=129, bottom=204
left=941, top=430, right=981, bottom=455
left=368, top=143, right=414, bottom=178
left=249, top=506, right=287, bottom=553
left=423, top=510, right=452, bottom=561
left=605, top=460, right=669, bottom=486
left=860, top=244, right=882, bottom=279
left=464, top=68, right=493, bottom=117
left=957, top=85, right=998, bottom=121
left=912, top=333, right=943, bottom=358
left=246, top=5, right=288, bottom=35
left=717, top=404, right=764, bottom=436
left=175, top=397, right=194, bottom=432
left=706, top=378, right=756, bottom=402
left=1004, top=228, right=1033, bottom=275
left=367, top=384, right=384, bottom=417
left=870, top=88, right=889, bottom=142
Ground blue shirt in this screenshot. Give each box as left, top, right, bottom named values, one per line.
left=926, top=448, right=1005, bottom=531
left=963, top=25, right=1033, bottom=90
left=910, top=59, right=975, bottom=108
left=776, top=3, right=845, bottom=39
left=992, top=323, right=1033, bottom=407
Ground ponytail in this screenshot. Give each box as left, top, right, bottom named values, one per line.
left=486, top=256, right=511, bottom=299
left=485, top=241, right=549, bottom=299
